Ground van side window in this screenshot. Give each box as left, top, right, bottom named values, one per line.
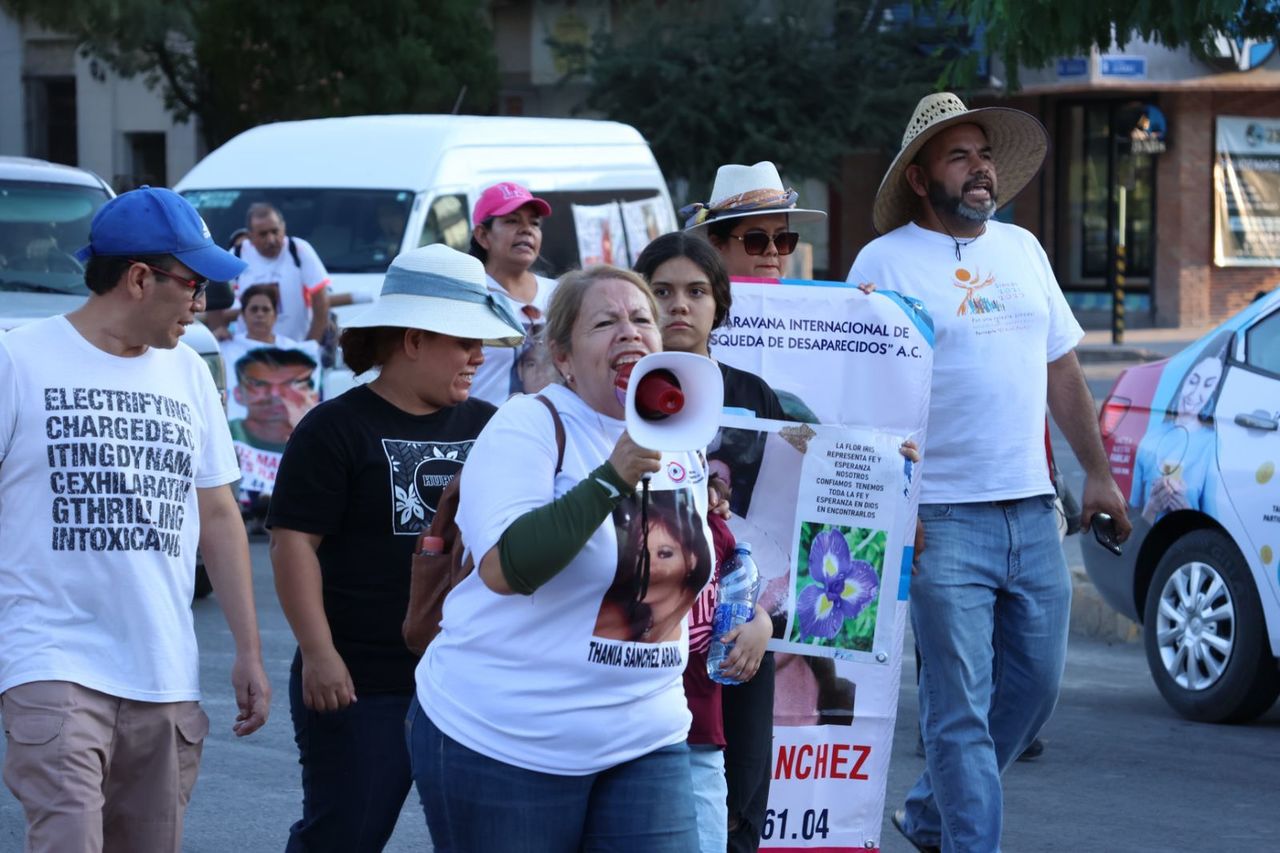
left=419, top=194, right=470, bottom=252
left=1245, top=310, right=1280, bottom=376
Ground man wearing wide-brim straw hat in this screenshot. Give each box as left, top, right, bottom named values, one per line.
left=848, top=93, right=1132, bottom=852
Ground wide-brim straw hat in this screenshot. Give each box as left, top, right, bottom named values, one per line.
left=344, top=244, right=525, bottom=347
left=873, top=92, right=1047, bottom=235
left=682, top=161, right=826, bottom=231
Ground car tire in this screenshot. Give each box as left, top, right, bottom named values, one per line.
left=1142, top=529, right=1280, bottom=723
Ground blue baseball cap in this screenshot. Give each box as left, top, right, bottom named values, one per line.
left=75, top=186, right=247, bottom=282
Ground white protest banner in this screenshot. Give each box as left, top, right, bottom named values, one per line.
left=571, top=201, right=626, bottom=267
left=711, top=278, right=934, bottom=851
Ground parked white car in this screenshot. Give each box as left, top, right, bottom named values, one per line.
left=0, top=156, right=228, bottom=391
left=1083, top=288, right=1280, bottom=722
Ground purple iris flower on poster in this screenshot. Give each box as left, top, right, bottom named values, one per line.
left=797, top=530, right=879, bottom=639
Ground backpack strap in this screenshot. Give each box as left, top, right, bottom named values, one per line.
left=533, top=394, right=566, bottom=475
left=232, top=242, right=243, bottom=258
left=288, top=237, right=302, bottom=268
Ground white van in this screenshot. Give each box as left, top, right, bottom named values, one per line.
left=174, top=114, right=677, bottom=321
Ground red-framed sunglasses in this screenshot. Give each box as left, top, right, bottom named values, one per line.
left=727, top=230, right=800, bottom=256
left=131, top=260, right=208, bottom=300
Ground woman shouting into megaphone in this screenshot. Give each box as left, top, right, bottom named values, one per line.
left=409, top=265, right=713, bottom=852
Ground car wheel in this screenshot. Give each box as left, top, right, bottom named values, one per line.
left=1143, top=529, right=1280, bottom=723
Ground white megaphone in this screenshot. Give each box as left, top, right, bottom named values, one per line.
left=623, top=352, right=724, bottom=452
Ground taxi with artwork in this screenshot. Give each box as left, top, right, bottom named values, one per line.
left=1083, top=289, right=1280, bottom=722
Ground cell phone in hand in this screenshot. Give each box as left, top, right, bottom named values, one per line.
left=1092, top=512, right=1123, bottom=556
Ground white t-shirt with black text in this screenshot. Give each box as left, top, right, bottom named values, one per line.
left=0, top=316, right=240, bottom=701
left=236, top=236, right=330, bottom=341
left=418, top=383, right=712, bottom=774
left=849, top=221, right=1083, bottom=503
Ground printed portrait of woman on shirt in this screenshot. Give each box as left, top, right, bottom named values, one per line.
left=595, top=488, right=713, bottom=643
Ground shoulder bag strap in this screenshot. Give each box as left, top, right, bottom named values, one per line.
left=533, top=394, right=566, bottom=475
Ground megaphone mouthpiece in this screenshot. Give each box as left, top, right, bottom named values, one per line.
left=635, top=369, right=684, bottom=420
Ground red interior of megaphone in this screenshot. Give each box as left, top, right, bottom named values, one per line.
left=615, top=364, right=684, bottom=420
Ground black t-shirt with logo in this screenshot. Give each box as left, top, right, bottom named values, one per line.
left=268, top=385, right=496, bottom=694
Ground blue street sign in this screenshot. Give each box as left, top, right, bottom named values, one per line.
left=1100, top=55, right=1147, bottom=78
left=1057, top=57, right=1088, bottom=78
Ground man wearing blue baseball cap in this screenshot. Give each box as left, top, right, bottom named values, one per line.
left=0, top=186, right=272, bottom=852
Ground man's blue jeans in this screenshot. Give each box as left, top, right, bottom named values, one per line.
left=900, top=495, right=1071, bottom=853
left=406, top=696, right=698, bottom=852
left=285, top=658, right=413, bottom=852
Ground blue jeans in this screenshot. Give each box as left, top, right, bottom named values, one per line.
left=407, top=696, right=698, bottom=852
left=901, top=496, right=1071, bottom=853
left=688, top=745, right=727, bottom=853
left=285, top=658, right=413, bottom=853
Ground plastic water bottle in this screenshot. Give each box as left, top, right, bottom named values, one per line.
left=707, top=542, right=761, bottom=686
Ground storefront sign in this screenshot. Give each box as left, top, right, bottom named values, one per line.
left=1214, top=116, right=1280, bottom=267
left=1129, top=104, right=1168, bottom=155
left=1100, top=55, right=1147, bottom=78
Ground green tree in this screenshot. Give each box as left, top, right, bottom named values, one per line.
left=1, top=0, right=500, bottom=148
left=574, top=0, right=968, bottom=201
left=935, top=0, right=1280, bottom=88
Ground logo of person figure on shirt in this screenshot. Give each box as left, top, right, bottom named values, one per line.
left=952, top=267, right=1004, bottom=317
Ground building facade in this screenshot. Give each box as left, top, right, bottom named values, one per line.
left=0, top=10, right=201, bottom=190
left=985, top=40, right=1280, bottom=327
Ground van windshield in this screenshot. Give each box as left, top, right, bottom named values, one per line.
left=0, top=180, right=109, bottom=295
left=182, top=188, right=414, bottom=273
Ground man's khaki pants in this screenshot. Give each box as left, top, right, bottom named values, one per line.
left=1, top=680, right=209, bottom=853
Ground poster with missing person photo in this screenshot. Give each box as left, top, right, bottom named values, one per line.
left=220, top=341, right=322, bottom=496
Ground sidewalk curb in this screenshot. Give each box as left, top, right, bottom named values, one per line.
left=1076, top=346, right=1166, bottom=365
left=1069, top=568, right=1140, bottom=644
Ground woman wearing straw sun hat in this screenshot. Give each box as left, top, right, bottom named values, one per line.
left=682, top=161, right=825, bottom=281
left=848, top=92, right=1130, bottom=853
left=267, top=244, right=523, bottom=852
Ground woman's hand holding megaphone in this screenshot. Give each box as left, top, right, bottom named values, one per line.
left=608, top=431, right=662, bottom=490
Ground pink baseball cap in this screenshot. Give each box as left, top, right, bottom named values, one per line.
left=473, top=182, right=552, bottom=226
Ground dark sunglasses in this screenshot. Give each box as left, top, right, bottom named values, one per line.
left=728, top=230, right=800, bottom=256
left=131, top=260, right=208, bottom=300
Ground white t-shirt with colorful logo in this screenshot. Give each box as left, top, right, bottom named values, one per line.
left=417, top=383, right=712, bottom=774
left=849, top=221, right=1083, bottom=503
left=0, top=317, right=240, bottom=701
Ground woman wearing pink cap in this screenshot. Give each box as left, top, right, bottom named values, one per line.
left=469, top=182, right=559, bottom=405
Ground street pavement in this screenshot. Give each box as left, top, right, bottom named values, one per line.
left=2, top=533, right=1275, bottom=851
left=3, top=325, right=1276, bottom=850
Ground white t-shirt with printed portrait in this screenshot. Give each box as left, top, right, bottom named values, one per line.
left=0, top=316, right=240, bottom=701
left=849, top=220, right=1084, bottom=503
left=236, top=236, right=330, bottom=341
left=417, top=383, right=713, bottom=775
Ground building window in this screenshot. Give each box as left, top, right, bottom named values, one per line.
left=1056, top=101, right=1157, bottom=291
left=23, top=76, right=77, bottom=166
left=119, top=132, right=167, bottom=191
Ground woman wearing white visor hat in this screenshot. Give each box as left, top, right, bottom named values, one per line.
left=267, top=245, right=522, bottom=851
